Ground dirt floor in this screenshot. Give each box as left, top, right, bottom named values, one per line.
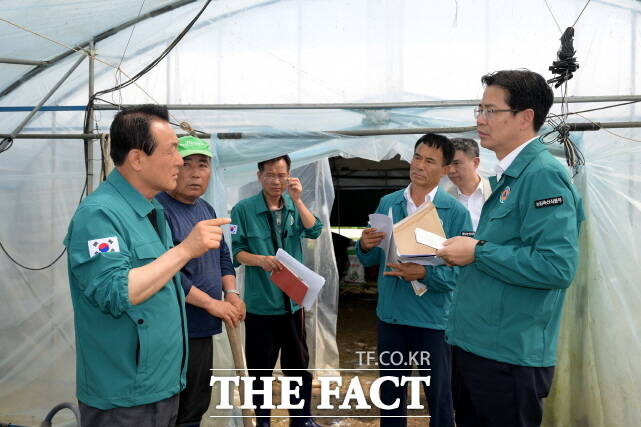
left=262, top=283, right=431, bottom=426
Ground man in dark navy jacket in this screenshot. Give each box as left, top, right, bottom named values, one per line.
left=157, top=136, right=245, bottom=427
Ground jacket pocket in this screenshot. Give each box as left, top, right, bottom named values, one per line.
left=126, top=309, right=149, bottom=389
left=489, top=204, right=513, bottom=221
left=132, top=241, right=163, bottom=267
left=247, top=229, right=273, bottom=253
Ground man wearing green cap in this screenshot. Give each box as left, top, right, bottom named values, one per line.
left=157, top=136, right=245, bottom=427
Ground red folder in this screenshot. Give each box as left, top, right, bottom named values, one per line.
left=270, top=266, right=309, bottom=305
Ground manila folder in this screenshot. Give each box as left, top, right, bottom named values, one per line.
left=393, top=202, right=446, bottom=256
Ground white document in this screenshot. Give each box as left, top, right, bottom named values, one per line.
left=367, top=214, right=444, bottom=265
left=368, top=213, right=397, bottom=263
left=415, top=228, right=447, bottom=250
left=368, top=214, right=436, bottom=294
left=411, top=280, right=427, bottom=297
left=275, top=248, right=326, bottom=309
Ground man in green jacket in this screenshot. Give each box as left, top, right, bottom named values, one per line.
left=64, top=105, right=229, bottom=426
left=231, top=155, right=323, bottom=427
left=357, top=133, right=472, bottom=427
left=438, top=70, right=584, bottom=427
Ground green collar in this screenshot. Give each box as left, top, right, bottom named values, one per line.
left=251, top=191, right=295, bottom=214
left=502, top=138, right=546, bottom=180
left=107, top=169, right=161, bottom=218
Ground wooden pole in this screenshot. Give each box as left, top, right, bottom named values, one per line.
left=225, top=323, right=254, bottom=427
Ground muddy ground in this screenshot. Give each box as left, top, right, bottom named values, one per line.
left=250, top=284, right=431, bottom=426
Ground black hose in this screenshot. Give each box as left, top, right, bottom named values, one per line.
left=39, top=402, right=80, bottom=427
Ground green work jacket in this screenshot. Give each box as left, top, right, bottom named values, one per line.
left=356, top=187, right=473, bottom=330
left=230, top=192, right=323, bottom=315
left=446, top=139, right=585, bottom=367
left=64, top=169, right=188, bottom=409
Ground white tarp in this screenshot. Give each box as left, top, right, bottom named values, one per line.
left=1, top=0, right=641, bottom=425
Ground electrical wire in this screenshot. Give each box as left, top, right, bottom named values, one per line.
left=84, top=0, right=213, bottom=131
left=575, top=112, right=641, bottom=143
left=113, top=0, right=148, bottom=107
left=548, top=99, right=641, bottom=118
left=0, top=1, right=212, bottom=270
left=543, top=0, right=563, bottom=33
left=542, top=0, right=592, bottom=171
left=0, top=177, right=87, bottom=271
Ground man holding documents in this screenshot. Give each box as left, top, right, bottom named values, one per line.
left=156, top=136, right=245, bottom=427
left=438, top=70, right=584, bottom=427
left=357, top=133, right=472, bottom=427
left=231, top=155, right=323, bottom=427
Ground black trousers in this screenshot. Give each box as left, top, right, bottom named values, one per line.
left=377, top=320, right=454, bottom=427
left=245, top=310, right=313, bottom=424
left=79, top=394, right=179, bottom=427
left=176, top=337, right=214, bottom=426
left=452, top=346, right=555, bottom=427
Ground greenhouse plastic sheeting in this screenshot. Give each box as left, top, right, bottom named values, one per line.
left=2, top=0, right=641, bottom=425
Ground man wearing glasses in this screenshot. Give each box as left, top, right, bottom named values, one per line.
left=438, top=70, right=584, bottom=427
left=231, top=155, right=323, bottom=427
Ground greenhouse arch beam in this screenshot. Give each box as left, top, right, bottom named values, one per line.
left=2, top=120, right=641, bottom=140
left=0, top=58, right=49, bottom=66
left=0, top=0, right=199, bottom=99
left=91, top=95, right=641, bottom=110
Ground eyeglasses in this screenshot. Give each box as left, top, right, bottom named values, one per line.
left=474, top=107, right=520, bottom=119
left=263, top=174, right=289, bottom=183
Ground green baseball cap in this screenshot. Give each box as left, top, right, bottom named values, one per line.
left=177, top=135, right=213, bottom=158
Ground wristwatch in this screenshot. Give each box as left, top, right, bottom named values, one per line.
left=224, top=289, right=241, bottom=296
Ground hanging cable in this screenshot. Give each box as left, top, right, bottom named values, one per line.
left=547, top=27, right=579, bottom=89
left=84, top=0, right=213, bottom=159
left=0, top=176, right=87, bottom=271
left=541, top=0, right=592, bottom=172
left=0, top=1, right=212, bottom=270
left=112, top=0, right=148, bottom=107
left=548, top=99, right=641, bottom=118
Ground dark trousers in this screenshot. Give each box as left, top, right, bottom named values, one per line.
left=377, top=320, right=453, bottom=427
left=245, top=310, right=312, bottom=425
left=176, top=337, right=214, bottom=426
left=79, top=393, right=179, bottom=427
left=452, top=346, right=555, bottom=427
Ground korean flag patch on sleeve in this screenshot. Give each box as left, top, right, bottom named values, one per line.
left=229, top=224, right=238, bottom=235
left=88, top=237, right=120, bottom=257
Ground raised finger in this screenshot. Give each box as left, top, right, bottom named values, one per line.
left=204, top=217, right=231, bottom=226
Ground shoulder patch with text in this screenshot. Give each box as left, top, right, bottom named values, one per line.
left=461, top=231, right=475, bottom=237
left=535, top=196, right=563, bottom=208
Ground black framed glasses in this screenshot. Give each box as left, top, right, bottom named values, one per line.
left=474, top=107, right=520, bottom=119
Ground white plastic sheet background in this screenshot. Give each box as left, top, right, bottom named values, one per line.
left=1, top=0, right=641, bottom=425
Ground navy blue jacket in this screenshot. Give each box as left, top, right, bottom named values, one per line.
left=156, top=192, right=235, bottom=338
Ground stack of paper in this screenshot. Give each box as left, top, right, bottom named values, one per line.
left=368, top=202, right=446, bottom=266
left=270, top=248, right=326, bottom=309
